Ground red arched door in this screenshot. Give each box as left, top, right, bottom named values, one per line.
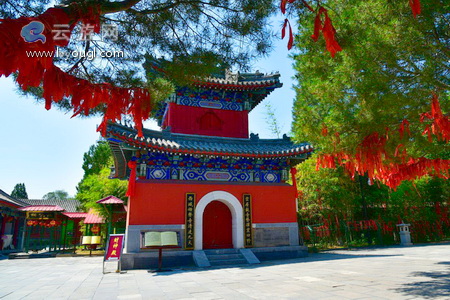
left=203, top=201, right=233, bottom=249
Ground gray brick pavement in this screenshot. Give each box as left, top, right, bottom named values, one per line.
left=0, top=244, right=449, bottom=299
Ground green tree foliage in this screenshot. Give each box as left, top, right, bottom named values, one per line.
left=296, top=154, right=360, bottom=223
left=292, top=0, right=449, bottom=160
left=2, top=0, right=277, bottom=110
left=76, top=168, right=127, bottom=211
left=76, top=141, right=127, bottom=213
left=81, top=141, right=113, bottom=177
left=42, top=190, right=70, bottom=200
left=11, top=183, right=28, bottom=199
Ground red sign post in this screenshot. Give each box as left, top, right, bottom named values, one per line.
left=103, top=234, right=125, bottom=273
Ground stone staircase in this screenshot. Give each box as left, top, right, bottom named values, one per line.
left=204, top=249, right=248, bottom=266
left=193, top=248, right=261, bottom=267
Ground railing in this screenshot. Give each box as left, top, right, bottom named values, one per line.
left=300, top=218, right=450, bottom=250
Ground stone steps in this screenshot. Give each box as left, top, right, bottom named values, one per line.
left=193, top=249, right=261, bottom=267
left=207, top=253, right=243, bottom=260
left=203, top=249, right=249, bottom=266
left=209, top=258, right=248, bottom=266
left=204, top=248, right=240, bottom=255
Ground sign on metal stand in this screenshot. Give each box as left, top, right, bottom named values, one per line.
left=103, top=234, right=125, bottom=274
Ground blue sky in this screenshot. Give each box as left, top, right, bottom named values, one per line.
left=0, top=27, right=297, bottom=199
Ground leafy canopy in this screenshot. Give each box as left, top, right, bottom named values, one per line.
left=42, top=190, right=70, bottom=200
left=76, top=141, right=127, bottom=213
left=81, top=141, right=113, bottom=178
left=292, top=0, right=449, bottom=160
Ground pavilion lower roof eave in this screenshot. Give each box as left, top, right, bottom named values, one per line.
left=109, top=135, right=313, bottom=159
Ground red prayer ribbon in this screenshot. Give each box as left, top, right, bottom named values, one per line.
left=409, top=0, right=421, bottom=18
left=126, top=161, right=137, bottom=197
left=311, top=7, right=342, bottom=57
left=282, top=19, right=294, bottom=50
left=290, top=167, right=299, bottom=198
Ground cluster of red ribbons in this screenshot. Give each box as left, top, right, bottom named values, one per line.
left=421, top=93, right=450, bottom=142
left=0, top=6, right=152, bottom=137
left=281, top=0, right=342, bottom=56
left=317, top=96, right=450, bottom=189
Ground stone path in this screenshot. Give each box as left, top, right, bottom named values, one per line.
left=1, top=243, right=449, bottom=299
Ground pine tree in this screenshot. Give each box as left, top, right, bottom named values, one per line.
left=11, top=183, right=28, bottom=199
left=292, top=0, right=449, bottom=187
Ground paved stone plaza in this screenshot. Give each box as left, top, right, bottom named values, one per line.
left=0, top=243, right=449, bottom=299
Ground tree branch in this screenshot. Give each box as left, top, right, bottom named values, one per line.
left=127, top=0, right=241, bottom=16
left=101, top=0, right=142, bottom=15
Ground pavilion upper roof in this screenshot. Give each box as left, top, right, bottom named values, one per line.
left=152, top=71, right=283, bottom=122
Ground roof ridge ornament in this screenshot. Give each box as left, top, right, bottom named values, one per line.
left=225, top=69, right=239, bottom=83
left=250, top=133, right=260, bottom=141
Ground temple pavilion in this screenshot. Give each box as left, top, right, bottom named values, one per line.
left=106, top=70, right=313, bottom=268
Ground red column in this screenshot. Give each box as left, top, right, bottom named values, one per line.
left=0, top=215, right=6, bottom=250
left=73, top=220, right=81, bottom=245
left=12, top=217, right=20, bottom=248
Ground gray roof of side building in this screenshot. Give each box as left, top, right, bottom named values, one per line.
left=20, top=199, right=82, bottom=213
left=0, top=189, right=28, bottom=207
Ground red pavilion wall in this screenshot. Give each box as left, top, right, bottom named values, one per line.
left=162, top=103, right=249, bottom=138
left=128, top=181, right=297, bottom=225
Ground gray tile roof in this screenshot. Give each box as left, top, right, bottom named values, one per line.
left=107, top=123, right=313, bottom=158
left=0, top=189, right=28, bottom=207
left=194, top=72, right=282, bottom=110
left=201, top=72, right=282, bottom=88
left=21, top=199, right=81, bottom=213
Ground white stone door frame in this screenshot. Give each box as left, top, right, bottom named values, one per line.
left=194, top=191, right=244, bottom=250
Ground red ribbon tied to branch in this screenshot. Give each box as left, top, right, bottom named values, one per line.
left=409, top=0, right=421, bottom=18
left=290, top=167, right=299, bottom=198
left=420, top=93, right=450, bottom=142
left=280, top=0, right=296, bottom=14
left=311, top=7, right=342, bottom=57
left=126, top=160, right=137, bottom=197
left=282, top=19, right=294, bottom=50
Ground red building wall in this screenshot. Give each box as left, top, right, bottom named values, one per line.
left=128, top=180, right=297, bottom=225
left=162, top=103, right=249, bottom=138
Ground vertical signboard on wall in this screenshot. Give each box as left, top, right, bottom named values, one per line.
left=185, top=193, right=195, bottom=250
left=243, top=194, right=253, bottom=247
